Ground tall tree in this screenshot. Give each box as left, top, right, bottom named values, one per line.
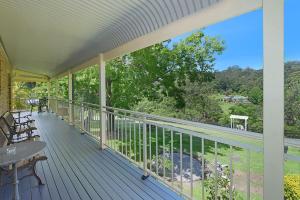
left=106, top=31, right=224, bottom=109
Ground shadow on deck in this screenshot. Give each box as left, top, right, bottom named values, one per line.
left=0, top=112, right=182, bottom=200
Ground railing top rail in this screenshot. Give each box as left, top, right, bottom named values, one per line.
left=50, top=97, right=100, bottom=108
left=104, top=106, right=262, bottom=136
left=49, top=98, right=299, bottom=148
left=104, top=110, right=263, bottom=152
left=104, top=106, right=300, bottom=148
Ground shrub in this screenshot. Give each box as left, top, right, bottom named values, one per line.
left=284, top=175, right=300, bottom=200
left=204, top=169, right=238, bottom=200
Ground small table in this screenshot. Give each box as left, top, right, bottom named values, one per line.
left=0, top=141, right=46, bottom=200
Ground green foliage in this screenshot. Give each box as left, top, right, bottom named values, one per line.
left=106, top=31, right=224, bottom=109
left=229, top=104, right=263, bottom=133
left=74, top=65, right=99, bottom=104
left=183, top=81, right=223, bottom=123
left=57, top=76, right=68, bottom=100
left=248, top=87, right=263, bottom=105
left=204, top=169, right=238, bottom=200
left=151, top=155, right=172, bottom=176
left=106, top=56, right=141, bottom=108
left=13, top=82, right=48, bottom=109
left=284, top=175, right=300, bottom=200
left=133, top=97, right=179, bottom=118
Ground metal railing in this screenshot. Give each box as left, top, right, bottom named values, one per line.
left=49, top=98, right=101, bottom=140
left=103, top=107, right=263, bottom=200
left=48, top=98, right=300, bottom=200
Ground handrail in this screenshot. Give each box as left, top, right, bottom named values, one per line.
left=49, top=97, right=300, bottom=148
left=104, top=106, right=263, bottom=139
left=103, top=110, right=262, bottom=152
left=104, top=106, right=300, bottom=148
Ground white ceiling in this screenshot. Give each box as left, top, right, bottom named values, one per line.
left=0, top=0, right=221, bottom=77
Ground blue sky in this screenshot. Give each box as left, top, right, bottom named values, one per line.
left=170, top=0, right=300, bottom=71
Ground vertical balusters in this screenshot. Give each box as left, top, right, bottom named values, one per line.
left=190, top=134, right=193, bottom=198
left=110, top=112, right=113, bottom=148
left=180, top=132, right=183, bottom=192
left=247, top=150, right=251, bottom=200
left=93, top=109, right=95, bottom=138
left=149, top=124, right=152, bottom=172
left=139, top=121, right=141, bottom=164
left=109, top=112, right=112, bottom=148
left=201, top=138, right=205, bottom=200
left=90, top=109, right=93, bottom=136
left=81, top=103, right=84, bottom=131
left=107, top=112, right=110, bottom=147
left=125, top=115, right=128, bottom=156
left=117, top=114, right=120, bottom=152
left=143, top=119, right=148, bottom=177
left=107, top=113, right=110, bottom=146
left=155, top=126, right=158, bottom=175
left=163, top=128, right=166, bottom=178
left=121, top=115, right=124, bottom=154
left=171, top=130, right=174, bottom=185
left=229, top=145, right=233, bottom=200
left=88, top=108, right=90, bottom=133
left=129, top=119, right=132, bottom=159
left=113, top=112, right=116, bottom=150
left=214, top=141, right=218, bottom=200
left=134, top=121, right=136, bottom=162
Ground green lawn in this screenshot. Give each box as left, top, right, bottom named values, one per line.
left=89, top=118, right=300, bottom=199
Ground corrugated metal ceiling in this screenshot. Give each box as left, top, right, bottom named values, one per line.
left=0, top=0, right=221, bottom=77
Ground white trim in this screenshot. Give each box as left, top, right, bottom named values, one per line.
left=53, top=56, right=99, bottom=79
left=99, top=53, right=107, bottom=149
left=103, top=0, right=262, bottom=61
left=47, top=82, right=51, bottom=109
left=230, top=115, right=248, bottom=120
left=53, top=0, right=262, bottom=77
left=68, top=71, right=74, bottom=124
left=263, top=0, right=284, bottom=199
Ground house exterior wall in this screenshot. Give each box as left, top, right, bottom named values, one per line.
left=0, top=43, right=12, bottom=114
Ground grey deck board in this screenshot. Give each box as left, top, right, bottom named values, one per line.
left=0, top=112, right=183, bottom=200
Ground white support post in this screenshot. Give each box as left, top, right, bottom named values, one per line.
left=68, top=71, right=74, bottom=124
left=263, top=0, right=284, bottom=199
left=47, top=81, right=51, bottom=111
left=99, top=53, right=107, bottom=149
left=55, top=79, right=59, bottom=114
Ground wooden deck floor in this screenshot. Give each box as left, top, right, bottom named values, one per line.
left=0, top=112, right=182, bottom=200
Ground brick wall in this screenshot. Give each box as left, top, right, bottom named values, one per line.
left=0, top=44, right=12, bottom=115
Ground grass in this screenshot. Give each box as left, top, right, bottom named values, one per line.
left=89, top=118, right=300, bottom=199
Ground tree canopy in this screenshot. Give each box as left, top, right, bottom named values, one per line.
left=12, top=30, right=300, bottom=138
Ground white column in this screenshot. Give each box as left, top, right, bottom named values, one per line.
left=47, top=81, right=51, bottom=110
left=263, top=0, right=284, bottom=199
left=55, top=79, right=59, bottom=114
left=68, top=71, right=74, bottom=124
left=99, top=53, right=106, bottom=149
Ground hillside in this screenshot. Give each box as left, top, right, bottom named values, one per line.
left=212, top=61, right=300, bottom=137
